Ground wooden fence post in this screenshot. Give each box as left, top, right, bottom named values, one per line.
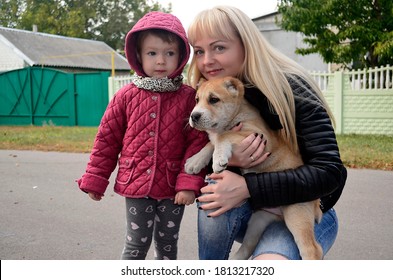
left=108, top=76, right=115, bottom=101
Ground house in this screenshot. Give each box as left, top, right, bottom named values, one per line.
left=0, top=26, right=131, bottom=75
left=0, top=27, right=133, bottom=126
left=252, top=12, right=330, bottom=72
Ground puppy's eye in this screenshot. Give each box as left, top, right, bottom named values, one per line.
left=195, top=97, right=199, bottom=103
left=209, top=96, right=220, bottom=104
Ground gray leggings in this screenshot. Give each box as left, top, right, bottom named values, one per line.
left=121, top=197, right=185, bottom=260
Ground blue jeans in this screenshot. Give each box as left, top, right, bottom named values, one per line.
left=197, top=200, right=338, bottom=260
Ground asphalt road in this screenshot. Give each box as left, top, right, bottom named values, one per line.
left=1, top=150, right=392, bottom=260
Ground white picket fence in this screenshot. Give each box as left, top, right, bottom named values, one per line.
left=108, top=75, right=134, bottom=100
left=310, top=64, right=393, bottom=92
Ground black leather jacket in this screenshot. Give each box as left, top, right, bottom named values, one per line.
left=242, top=79, right=347, bottom=213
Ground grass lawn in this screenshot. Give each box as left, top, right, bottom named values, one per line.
left=0, top=125, right=392, bottom=170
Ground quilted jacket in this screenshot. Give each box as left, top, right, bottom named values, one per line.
left=77, top=12, right=208, bottom=199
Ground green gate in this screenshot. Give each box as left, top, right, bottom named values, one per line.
left=0, top=67, right=109, bottom=126
left=74, top=71, right=110, bottom=126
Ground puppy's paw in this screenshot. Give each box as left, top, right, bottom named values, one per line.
left=185, top=154, right=209, bottom=174
left=212, top=157, right=228, bottom=174
left=185, top=144, right=214, bottom=174
left=185, top=157, right=202, bottom=174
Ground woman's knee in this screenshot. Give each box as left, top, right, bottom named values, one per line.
left=253, top=253, right=288, bottom=260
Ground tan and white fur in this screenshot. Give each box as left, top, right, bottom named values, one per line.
left=185, top=76, right=322, bottom=260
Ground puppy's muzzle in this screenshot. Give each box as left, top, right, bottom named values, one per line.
left=190, top=112, right=202, bottom=125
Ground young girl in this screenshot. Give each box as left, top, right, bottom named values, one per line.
left=77, top=11, right=208, bottom=260
left=187, top=6, right=347, bottom=260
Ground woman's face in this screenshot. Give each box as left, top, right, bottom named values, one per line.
left=192, top=32, right=245, bottom=80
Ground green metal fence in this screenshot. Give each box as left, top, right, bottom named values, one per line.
left=0, top=67, right=109, bottom=126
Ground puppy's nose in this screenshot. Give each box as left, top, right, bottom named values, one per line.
left=191, top=112, right=201, bottom=123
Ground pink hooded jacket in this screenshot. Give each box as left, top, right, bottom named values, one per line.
left=77, top=12, right=208, bottom=199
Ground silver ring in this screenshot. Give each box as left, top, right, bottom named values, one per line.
left=250, top=155, right=255, bottom=161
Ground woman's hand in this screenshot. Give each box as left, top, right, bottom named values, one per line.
left=197, top=170, right=251, bottom=217
left=228, top=123, right=270, bottom=168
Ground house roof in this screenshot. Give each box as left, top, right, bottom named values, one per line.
left=252, top=11, right=279, bottom=21
left=0, top=27, right=130, bottom=71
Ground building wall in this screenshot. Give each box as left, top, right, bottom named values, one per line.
left=0, top=40, right=26, bottom=72
left=253, top=14, right=329, bottom=72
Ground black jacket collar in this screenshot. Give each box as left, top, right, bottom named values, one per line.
left=243, top=87, right=283, bottom=130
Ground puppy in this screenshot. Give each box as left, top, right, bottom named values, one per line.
left=185, top=76, right=323, bottom=260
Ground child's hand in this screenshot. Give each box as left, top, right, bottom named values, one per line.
left=174, top=190, right=195, bottom=205
left=88, top=192, right=103, bottom=201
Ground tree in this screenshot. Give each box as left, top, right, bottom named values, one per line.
left=0, top=0, right=21, bottom=28
left=90, top=0, right=171, bottom=50
left=277, top=0, right=393, bottom=69
left=0, top=0, right=171, bottom=50
left=16, top=0, right=97, bottom=39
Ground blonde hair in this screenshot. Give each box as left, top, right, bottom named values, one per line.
left=187, top=5, right=334, bottom=153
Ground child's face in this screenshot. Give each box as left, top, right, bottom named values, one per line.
left=139, top=34, right=180, bottom=78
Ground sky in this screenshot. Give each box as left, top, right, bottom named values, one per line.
left=158, top=0, right=278, bottom=32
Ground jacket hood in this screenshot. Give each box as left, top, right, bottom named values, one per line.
left=125, top=11, right=190, bottom=78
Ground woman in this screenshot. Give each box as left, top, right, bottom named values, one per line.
left=187, top=6, right=347, bottom=260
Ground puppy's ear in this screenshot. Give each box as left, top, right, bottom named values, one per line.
left=196, top=77, right=207, bottom=90
left=223, top=77, right=243, bottom=96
